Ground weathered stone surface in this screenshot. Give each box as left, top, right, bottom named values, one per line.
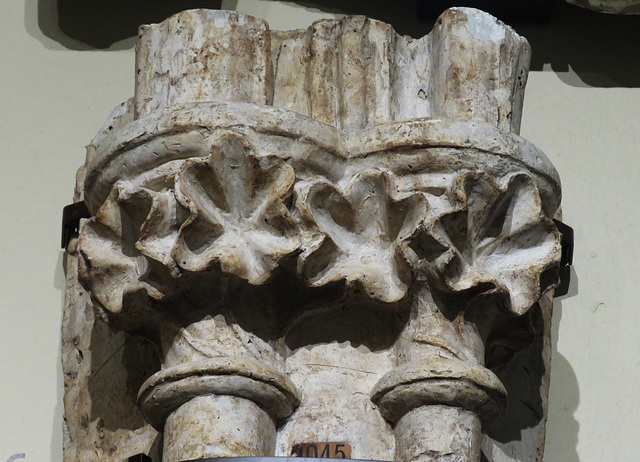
left=63, top=8, right=562, bottom=462
left=163, top=395, right=276, bottom=461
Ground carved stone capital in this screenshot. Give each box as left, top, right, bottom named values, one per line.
left=65, top=7, right=563, bottom=462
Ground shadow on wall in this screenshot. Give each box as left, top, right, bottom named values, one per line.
left=515, top=0, right=640, bottom=87
left=31, top=0, right=222, bottom=50
left=28, top=0, right=640, bottom=87
left=545, top=297, right=581, bottom=462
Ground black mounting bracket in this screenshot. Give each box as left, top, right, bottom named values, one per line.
left=553, top=219, right=575, bottom=297
left=61, top=201, right=91, bottom=250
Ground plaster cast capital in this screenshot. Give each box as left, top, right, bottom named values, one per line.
left=66, top=9, right=565, bottom=462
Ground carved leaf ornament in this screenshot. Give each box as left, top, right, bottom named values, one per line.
left=299, top=170, right=428, bottom=303
left=172, top=134, right=300, bottom=284
left=78, top=184, right=182, bottom=314
left=423, top=173, right=561, bottom=315
left=79, top=134, right=560, bottom=314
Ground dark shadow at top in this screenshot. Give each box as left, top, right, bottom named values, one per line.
left=513, top=0, right=640, bottom=87
left=36, top=0, right=640, bottom=86
left=38, top=0, right=222, bottom=49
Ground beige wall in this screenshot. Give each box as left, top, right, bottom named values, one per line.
left=1, top=0, right=638, bottom=461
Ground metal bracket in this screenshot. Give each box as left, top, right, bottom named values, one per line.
left=61, top=201, right=91, bottom=250
left=553, top=219, right=574, bottom=297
